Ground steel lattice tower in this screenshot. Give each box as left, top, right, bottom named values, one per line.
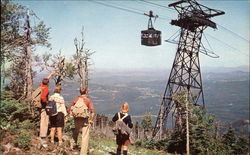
left=153, top=0, right=224, bottom=138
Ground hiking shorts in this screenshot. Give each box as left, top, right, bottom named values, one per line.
left=50, top=112, right=64, bottom=127
left=116, top=133, right=131, bottom=146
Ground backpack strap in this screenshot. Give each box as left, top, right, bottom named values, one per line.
left=118, top=112, right=121, bottom=120
left=117, top=112, right=128, bottom=121
left=76, top=96, right=87, bottom=106
left=120, top=113, right=128, bottom=121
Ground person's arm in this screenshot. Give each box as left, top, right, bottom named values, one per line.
left=127, top=115, right=133, bottom=128
left=47, top=71, right=55, bottom=79
left=61, top=97, right=67, bottom=117
left=85, top=97, right=95, bottom=113
left=85, top=97, right=95, bottom=124
left=67, top=97, right=78, bottom=114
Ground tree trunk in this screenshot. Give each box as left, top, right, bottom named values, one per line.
left=24, top=11, right=33, bottom=114
left=185, top=93, right=190, bottom=155
left=25, top=45, right=33, bottom=114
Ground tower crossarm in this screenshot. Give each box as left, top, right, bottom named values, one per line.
left=168, top=0, right=225, bottom=30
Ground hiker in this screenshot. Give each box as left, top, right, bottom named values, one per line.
left=48, top=85, right=67, bottom=146
left=68, top=87, right=95, bottom=155
left=39, top=71, right=55, bottom=139
left=112, top=102, right=133, bottom=155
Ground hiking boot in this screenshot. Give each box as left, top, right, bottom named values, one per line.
left=39, top=138, right=48, bottom=148
left=50, top=140, right=55, bottom=144
left=70, top=139, right=74, bottom=149
left=117, top=148, right=121, bottom=155
left=58, top=141, right=63, bottom=146
left=73, top=145, right=80, bottom=150
left=123, top=150, right=128, bottom=155
left=41, top=141, right=48, bottom=148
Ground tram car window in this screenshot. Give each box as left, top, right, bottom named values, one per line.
left=141, top=28, right=161, bottom=46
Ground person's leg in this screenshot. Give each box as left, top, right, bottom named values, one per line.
left=122, top=145, right=128, bottom=155
left=40, top=109, right=49, bottom=138
left=57, top=127, right=62, bottom=141
left=50, top=127, right=56, bottom=143
left=80, top=120, right=90, bottom=155
left=57, top=127, right=63, bottom=145
left=73, top=118, right=82, bottom=144
left=117, top=145, right=122, bottom=155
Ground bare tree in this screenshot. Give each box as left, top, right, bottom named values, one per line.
left=73, top=27, right=95, bottom=90
left=42, top=51, right=76, bottom=85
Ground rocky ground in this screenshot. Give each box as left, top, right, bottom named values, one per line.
left=1, top=130, right=169, bottom=155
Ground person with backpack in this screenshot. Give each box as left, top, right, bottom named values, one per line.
left=68, top=87, right=95, bottom=154
left=39, top=71, right=55, bottom=139
left=112, top=102, right=133, bottom=155
left=48, top=85, right=67, bottom=146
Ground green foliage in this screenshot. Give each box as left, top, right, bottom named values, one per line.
left=135, top=139, right=169, bottom=151
left=234, top=135, right=250, bottom=154
left=141, top=113, right=152, bottom=132
left=1, top=0, right=51, bottom=96
left=90, top=137, right=168, bottom=155
left=172, top=90, right=194, bottom=110
left=1, top=0, right=51, bottom=59
left=0, top=91, right=36, bottom=150
left=222, top=126, right=237, bottom=153
left=167, top=129, right=186, bottom=154
left=140, top=108, right=153, bottom=140
left=42, top=51, right=77, bottom=85
left=65, top=62, right=77, bottom=79
left=14, top=129, right=31, bottom=149
left=189, top=107, right=216, bottom=154
left=64, top=116, right=74, bottom=136
left=32, top=21, right=51, bottom=48
left=1, top=0, right=27, bottom=60
left=4, top=58, right=26, bottom=98
left=0, top=91, right=36, bottom=133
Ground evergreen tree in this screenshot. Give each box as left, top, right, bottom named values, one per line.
left=222, top=125, right=237, bottom=154
left=1, top=0, right=51, bottom=98
left=234, top=135, right=250, bottom=154
left=189, top=107, right=215, bottom=154
left=141, top=109, right=153, bottom=140
left=168, top=90, right=216, bottom=154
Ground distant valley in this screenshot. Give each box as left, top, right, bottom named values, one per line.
left=34, top=67, right=249, bottom=125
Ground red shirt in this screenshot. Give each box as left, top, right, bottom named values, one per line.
left=40, top=83, right=49, bottom=103
left=68, top=95, right=95, bottom=113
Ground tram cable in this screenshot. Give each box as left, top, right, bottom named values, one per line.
left=90, top=0, right=248, bottom=56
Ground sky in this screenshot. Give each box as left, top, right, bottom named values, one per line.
left=15, top=0, right=250, bottom=70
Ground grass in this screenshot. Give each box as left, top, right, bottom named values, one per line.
left=89, top=137, right=170, bottom=155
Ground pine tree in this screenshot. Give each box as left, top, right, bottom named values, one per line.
left=1, top=0, right=50, bottom=99
left=168, top=90, right=216, bottom=154
left=141, top=109, right=153, bottom=140
left=222, top=125, right=237, bottom=154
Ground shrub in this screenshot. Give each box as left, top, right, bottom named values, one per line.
left=135, top=139, right=169, bottom=151
left=64, top=116, right=74, bottom=136
left=14, top=129, right=31, bottom=149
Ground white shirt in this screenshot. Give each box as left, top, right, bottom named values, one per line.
left=49, top=93, right=67, bottom=116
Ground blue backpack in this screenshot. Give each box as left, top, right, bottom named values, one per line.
left=45, top=100, right=58, bottom=116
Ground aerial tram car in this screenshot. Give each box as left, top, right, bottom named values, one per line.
left=141, top=10, right=161, bottom=46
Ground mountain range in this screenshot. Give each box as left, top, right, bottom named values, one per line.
left=34, top=66, right=249, bottom=126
